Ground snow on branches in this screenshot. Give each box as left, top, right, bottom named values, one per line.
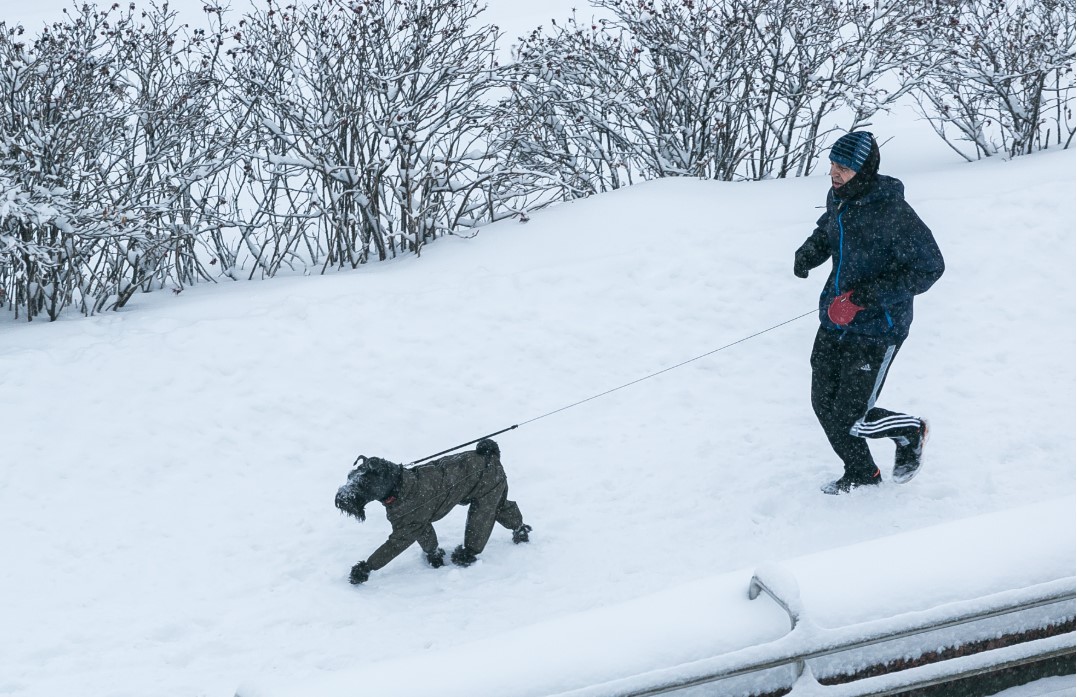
left=1, top=0, right=1072, bottom=320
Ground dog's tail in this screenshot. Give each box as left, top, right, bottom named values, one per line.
left=476, top=438, right=500, bottom=463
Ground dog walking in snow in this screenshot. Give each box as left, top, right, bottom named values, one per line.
left=334, top=438, right=531, bottom=584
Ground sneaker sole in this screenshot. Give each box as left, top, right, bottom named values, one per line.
left=821, top=472, right=882, bottom=495
left=893, top=419, right=929, bottom=484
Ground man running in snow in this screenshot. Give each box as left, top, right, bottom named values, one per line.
left=334, top=438, right=531, bottom=584
left=793, top=131, right=945, bottom=494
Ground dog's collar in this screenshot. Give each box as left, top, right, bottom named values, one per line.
left=381, top=495, right=396, bottom=505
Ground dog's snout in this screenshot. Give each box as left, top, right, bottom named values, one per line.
left=335, top=482, right=367, bottom=521
left=335, top=481, right=359, bottom=506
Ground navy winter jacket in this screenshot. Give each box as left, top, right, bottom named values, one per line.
left=796, top=175, right=945, bottom=341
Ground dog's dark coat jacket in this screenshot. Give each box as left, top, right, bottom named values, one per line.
left=366, top=443, right=524, bottom=570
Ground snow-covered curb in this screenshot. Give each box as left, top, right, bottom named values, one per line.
left=237, top=496, right=1075, bottom=697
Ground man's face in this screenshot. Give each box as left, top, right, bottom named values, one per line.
left=829, top=161, right=857, bottom=189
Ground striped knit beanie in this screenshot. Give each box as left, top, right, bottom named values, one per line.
left=829, top=131, right=877, bottom=173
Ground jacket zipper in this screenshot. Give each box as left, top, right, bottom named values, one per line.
left=834, top=200, right=846, bottom=295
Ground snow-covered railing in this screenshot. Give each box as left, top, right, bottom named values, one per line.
left=547, top=570, right=1076, bottom=697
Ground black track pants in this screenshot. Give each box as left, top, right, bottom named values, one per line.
left=810, top=327, right=922, bottom=479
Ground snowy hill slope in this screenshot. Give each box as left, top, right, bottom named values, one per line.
left=1, top=149, right=1074, bottom=697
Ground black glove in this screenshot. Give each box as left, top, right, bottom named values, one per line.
left=349, top=560, right=371, bottom=585
left=793, top=250, right=811, bottom=279
left=426, top=547, right=446, bottom=568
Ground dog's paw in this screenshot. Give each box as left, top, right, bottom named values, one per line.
left=426, top=547, right=446, bottom=568
left=512, top=524, right=532, bottom=544
left=349, top=561, right=371, bottom=584
left=451, top=545, right=477, bottom=567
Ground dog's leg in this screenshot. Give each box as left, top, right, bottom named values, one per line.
left=462, top=480, right=506, bottom=556
left=494, top=495, right=524, bottom=531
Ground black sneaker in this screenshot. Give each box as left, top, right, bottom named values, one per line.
left=451, top=544, right=477, bottom=567
left=893, top=419, right=928, bottom=484
left=821, top=468, right=881, bottom=495
left=512, top=524, right=532, bottom=544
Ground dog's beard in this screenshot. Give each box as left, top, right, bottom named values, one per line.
left=334, top=487, right=367, bottom=522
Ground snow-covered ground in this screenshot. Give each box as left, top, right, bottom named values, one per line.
left=3, top=131, right=1074, bottom=695
left=238, top=496, right=1075, bottom=697
left=2, top=2, right=1076, bottom=696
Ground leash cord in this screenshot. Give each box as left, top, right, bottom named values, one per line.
left=408, top=309, right=817, bottom=464
left=409, top=425, right=519, bottom=465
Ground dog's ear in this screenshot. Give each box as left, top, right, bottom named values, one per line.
left=360, top=457, right=402, bottom=501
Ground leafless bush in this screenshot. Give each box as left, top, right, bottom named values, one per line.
left=740, top=0, right=941, bottom=178
left=0, top=7, right=131, bottom=320
left=224, top=0, right=531, bottom=276
left=503, top=1, right=757, bottom=186
left=912, top=0, right=1075, bottom=159
left=3, top=0, right=1072, bottom=321
left=598, top=0, right=759, bottom=180
left=498, top=14, right=642, bottom=197
left=0, top=3, right=235, bottom=320
left=499, top=0, right=943, bottom=186
left=97, top=3, right=239, bottom=305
